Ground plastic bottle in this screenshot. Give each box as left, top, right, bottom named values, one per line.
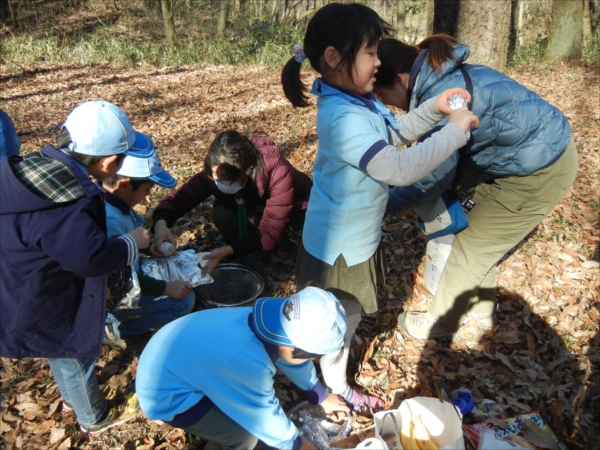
left=160, top=241, right=176, bottom=256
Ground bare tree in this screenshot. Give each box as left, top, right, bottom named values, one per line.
left=159, top=0, right=177, bottom=47
left=1, top=0, right=18, bottom=27
left=217, top=0, right=230, bottom=35
left=546, top=0, right=584, bottom=60
left=425, top=0, right=434, bottom=36
left=590, top=0, right=600, bottom=37
left=396, top=0, right=405, bottom=35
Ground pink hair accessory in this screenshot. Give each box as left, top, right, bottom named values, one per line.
left=293, top=44, right=306, bottom=63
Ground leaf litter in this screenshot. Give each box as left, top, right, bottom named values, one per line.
left=0, top=61, right=598, bottom=449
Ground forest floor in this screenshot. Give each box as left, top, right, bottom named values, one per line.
left=0, top=61, right=598, bottom=450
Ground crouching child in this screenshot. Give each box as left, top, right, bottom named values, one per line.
left=101, top=149, right=195, bottom=348
left=0, top=101, right=153, bottom=436
left=136, top=286, right=351, bottom=449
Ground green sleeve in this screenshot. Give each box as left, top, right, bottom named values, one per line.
left=137, top=271, right=167, bottom=297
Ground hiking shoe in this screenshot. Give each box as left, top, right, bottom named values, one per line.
left=398, top=311, right=456, bottom=340
left=103, top=323, right=127, bottom=350
left=342, top=386, right=384, bottom=413
left=62, top=398, right=73, bottom=413
left=80, top=394, right=139, bottom=437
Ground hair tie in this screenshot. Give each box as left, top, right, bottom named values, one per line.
left=293, top=44, right=306, bottom=63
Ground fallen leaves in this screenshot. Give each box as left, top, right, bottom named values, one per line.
left=0, top=59, right=598, bottom=449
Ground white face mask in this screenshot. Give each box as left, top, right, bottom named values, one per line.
left=215, top=178, right=246, bottom=195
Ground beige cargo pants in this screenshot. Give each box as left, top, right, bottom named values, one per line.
left=429, top=139, right=578, bottom=330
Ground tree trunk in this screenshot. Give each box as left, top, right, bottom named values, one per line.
left=217, top=0, right=230, bottom=35
left=1, top=0, right=18, bottom=27
left=396, top=0, right=405, bottom=34
left=159, top=0, right=176, bottom=47
left=435, top=0, right=511, bottom=72
left=590, top=0, right=600, bottom=38
left=546, top=0, right=584, bottom=60
left=425, top=0, right=434, bottom=36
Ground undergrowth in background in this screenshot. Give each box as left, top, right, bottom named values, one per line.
left=3, top=0, right=598, bottom=73
left=1, top=0, right=306, bottom=71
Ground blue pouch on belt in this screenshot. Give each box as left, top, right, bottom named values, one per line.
left=416, top=192, right=468, bottom=238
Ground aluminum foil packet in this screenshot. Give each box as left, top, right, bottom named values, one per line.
left=297, top=410, right=352, bottom=450
left=448, top=94, right=471, bottom=139
left=140, top=250, right=213, bottom=288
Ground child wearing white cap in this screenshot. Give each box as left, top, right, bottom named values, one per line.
left=136, top=286, right=351, bottom=450
left=0, top=101, right=153, bottom=436
left=101, top=148, right=195, bottom=347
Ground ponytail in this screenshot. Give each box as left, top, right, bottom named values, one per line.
left=375, top=34, right=459, bottom=88
left=281, top=3, right=392, bottom=108
left=281, top=56, right=310, bottom=108
left=418, top=34, right=458, bottom=72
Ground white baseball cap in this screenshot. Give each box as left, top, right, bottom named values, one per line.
left=63, top=101, right=154, bottom=157
left=252, top=287, right=347, bottom=355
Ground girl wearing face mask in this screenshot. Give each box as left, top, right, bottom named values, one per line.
left=151, top=130, right=312, bottom=273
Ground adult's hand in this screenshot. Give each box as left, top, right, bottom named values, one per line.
left=128, top=226, right=152, bottom=249
left=151, top=220, right=177, bottom=256
left=164, top=280, right=193, bottom=299
left=319, top=393, right=351, bottom=416
left=435, top=88, right=472, bottom=115
left=448, top=107, right=480, bottom=133
left=202, top=246, right=234, bottom=274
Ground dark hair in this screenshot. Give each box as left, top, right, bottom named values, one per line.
left=292, top=346, right=345, bottom=363
left=281, top=3, right=393, bottom=107
left=204, top=130, right=266, bottom=184
left=103, top=174, right=152, bottom=191
left=56, top=126, right=125, bottom=168
left=375, top=34, right=459, bottom=88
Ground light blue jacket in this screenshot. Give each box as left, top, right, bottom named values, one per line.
left=388, top=44, right=572, bottom=213
left=136, top=308, right=321, bottom=449
left=303, top=79, right=399, bottom=266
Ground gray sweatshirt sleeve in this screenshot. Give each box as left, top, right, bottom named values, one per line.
left=366, top=123, right=467, bottom=186
left=390, top=97, right=446, bottom=146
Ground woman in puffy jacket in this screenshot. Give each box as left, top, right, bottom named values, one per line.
left=151, top=130, right=312, bottom=273
left=374, top=35, right=577, bottom=340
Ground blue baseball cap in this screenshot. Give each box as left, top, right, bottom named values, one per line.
left=252, top=287, right=346, bottom=355
left=117, top=149, right=176, bottom=188
left=63, top=101, right=154, bottom=157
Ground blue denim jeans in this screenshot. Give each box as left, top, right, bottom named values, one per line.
left=47, top=358, right=109, bottom=427
left=107, top=291, right=195, bottom=341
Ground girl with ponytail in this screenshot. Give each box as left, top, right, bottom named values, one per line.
left=374, top=35, right=577, bottom=341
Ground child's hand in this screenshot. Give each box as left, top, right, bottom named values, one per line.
left=164, top=280, right=193, bottom=299
left=319, top=393, right=351, bottom=416
left=151, top=220, right=177, bottom=256
left=203, top=246, right=234, bottom=274
left=448, top=107, right=480, bottom=133
left=129, top=226, right=152, bottom=249
left=435, top=88, right=471, bottom=114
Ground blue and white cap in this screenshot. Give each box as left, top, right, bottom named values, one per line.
left=253, top=287, right=346, bottom=355
left=118, top=149, right=176, bottom=188
left=63, top=101, right=154, bottom=157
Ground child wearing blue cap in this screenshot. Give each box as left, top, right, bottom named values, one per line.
left=101, top=148, right=195, bottom=347
left=136, top=286, right=351, bottom=450
left=0, top=100, right=154, bottom=436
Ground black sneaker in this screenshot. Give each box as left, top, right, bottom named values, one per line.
left=103, top=323, right=127, bottom=350
left=79, top=394, right=139, bottom=437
